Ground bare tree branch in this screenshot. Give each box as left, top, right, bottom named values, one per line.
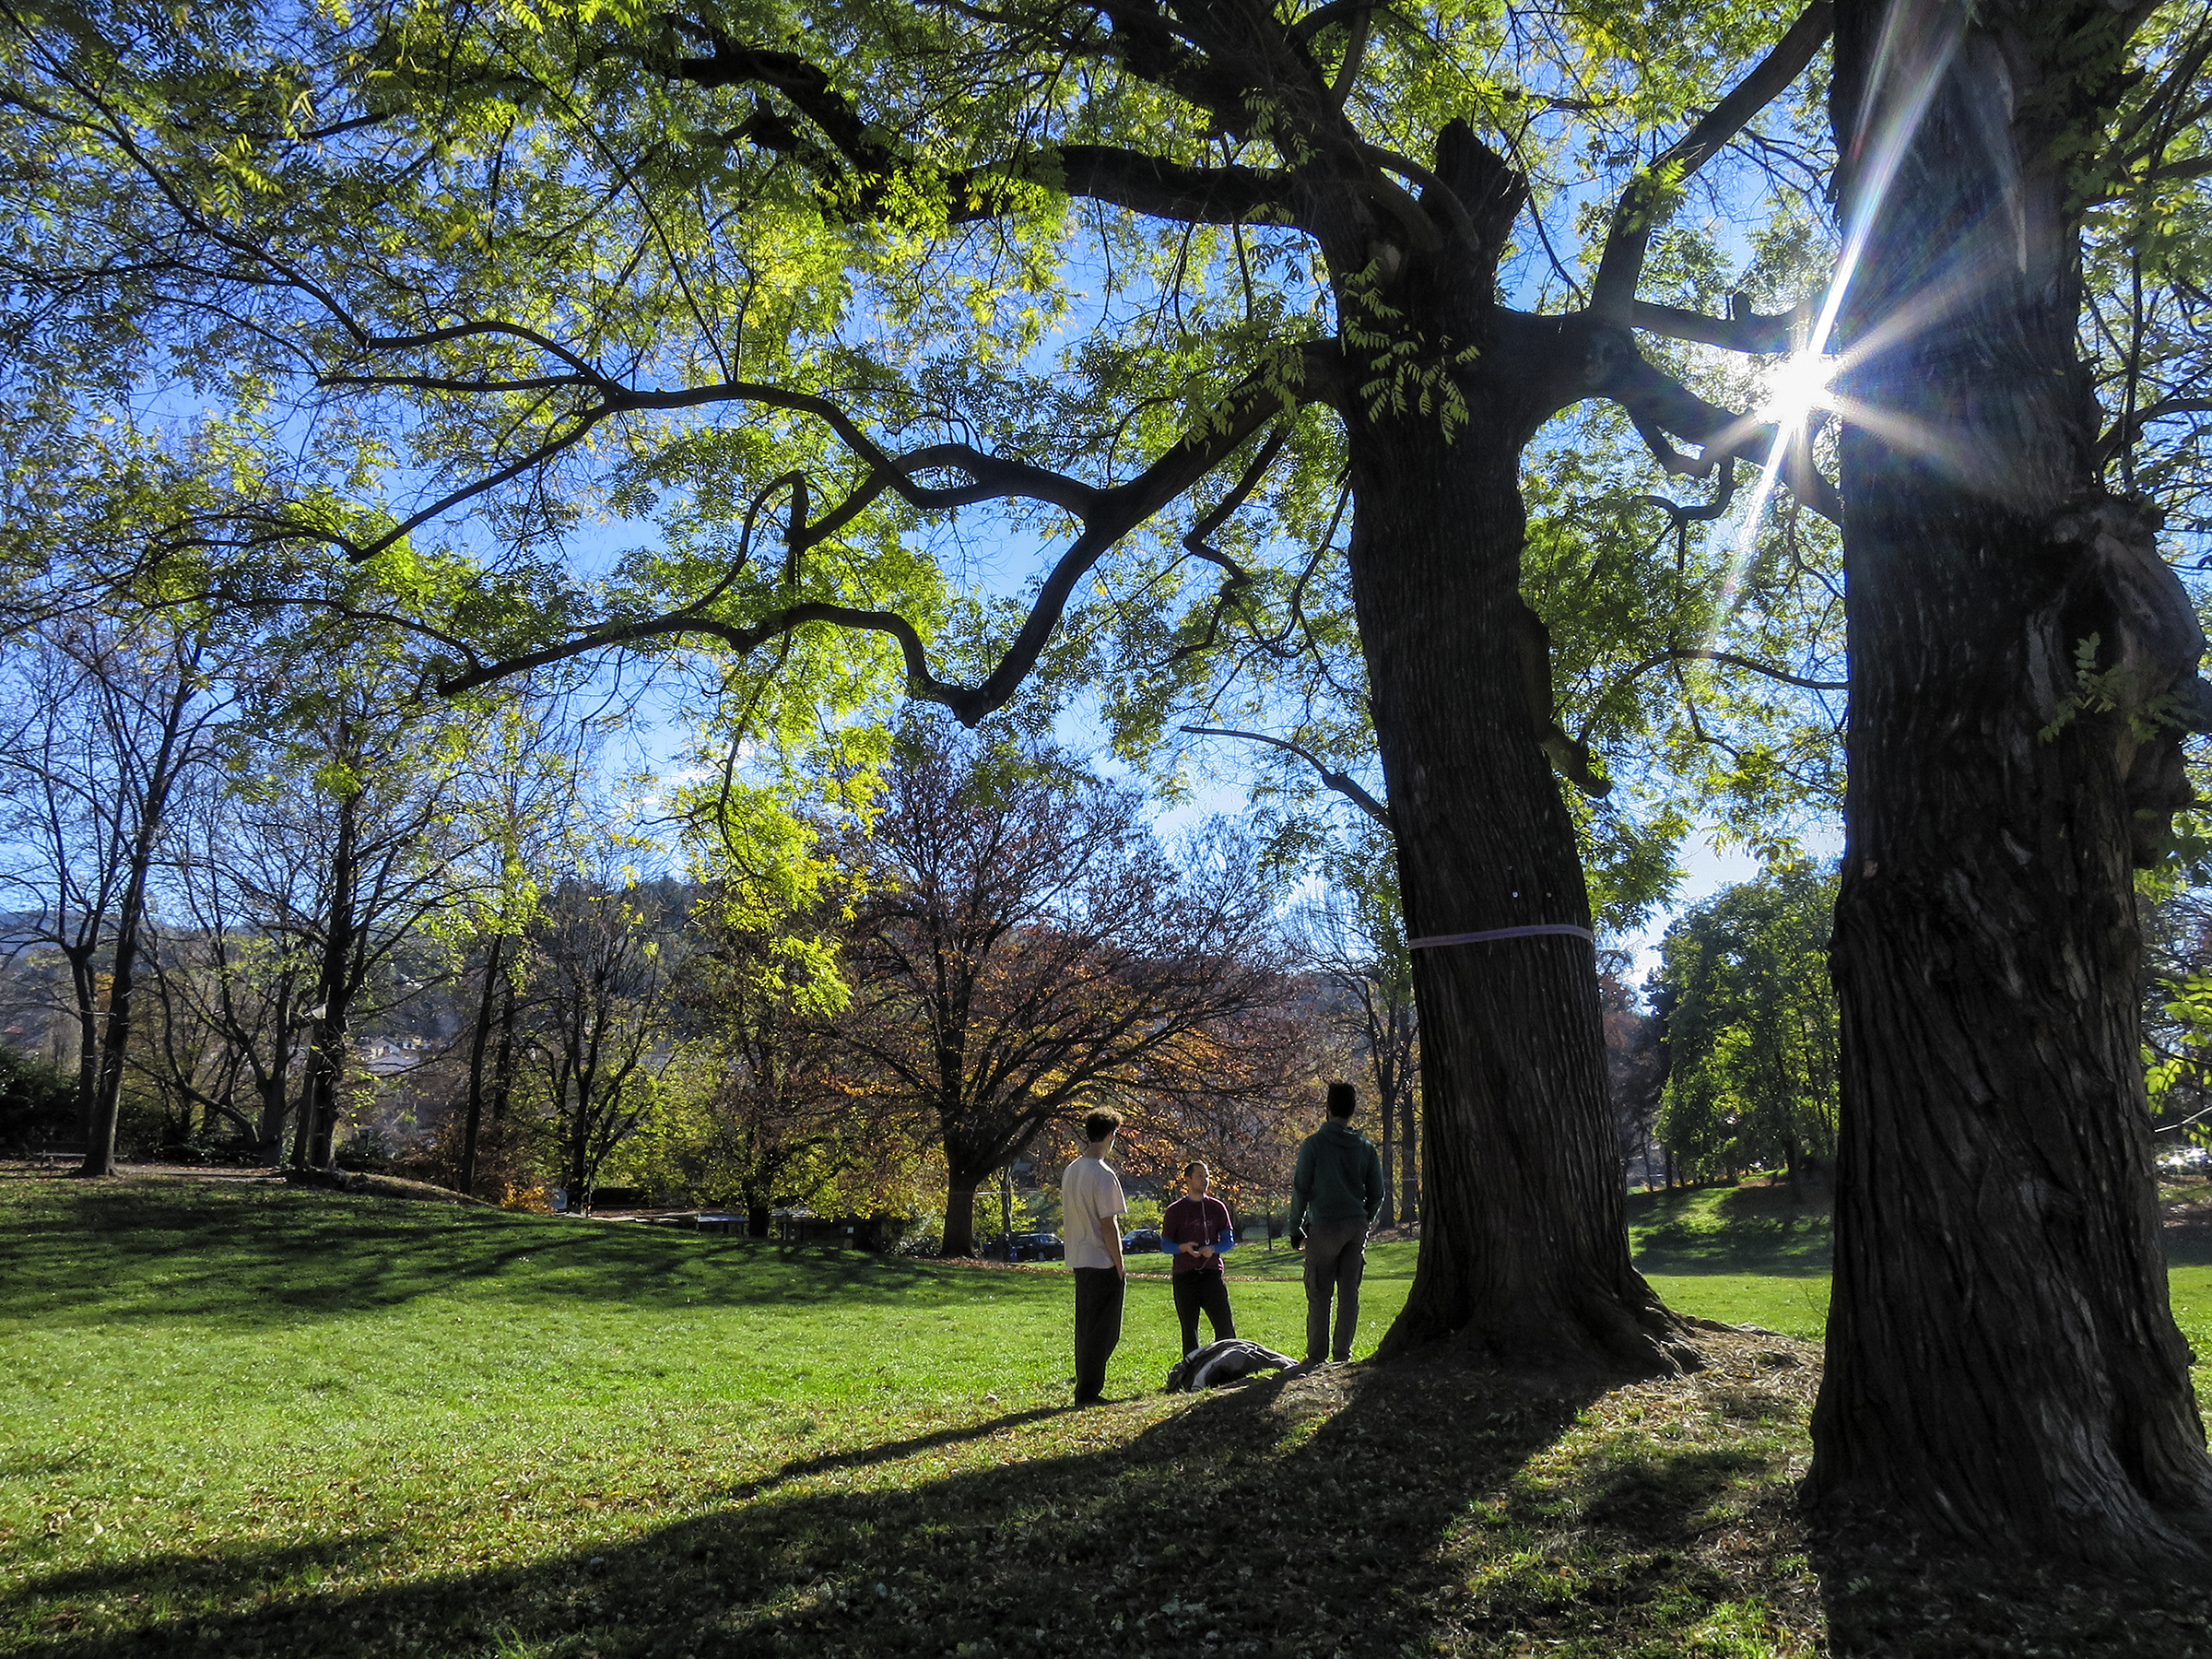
left=2096, top=396, right=2212, bottom=466
left=1180, top=724, right=1392, bottom=828
left=1606, top=647, right=1847, bottom=696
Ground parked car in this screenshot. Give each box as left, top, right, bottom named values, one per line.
left=2159, top=1146, right=2210, bottom=1173
left=1006, top=1230, right=1064, bottom=1262
left=1122, top=1227, right=1163, bottom=1253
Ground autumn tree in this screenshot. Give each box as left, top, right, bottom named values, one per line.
left=655, top=854, right=924, bottom=1236
left=841, top=722, right=1288, bottom=1257
left=521, top=865, right=684, bottom=1209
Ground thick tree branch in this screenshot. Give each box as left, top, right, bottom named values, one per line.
left=1588, top=3, right=1835, bottom=321
left=1036, top=147, right=1291, bottom=225
left=1630, top=299, right=1800, bottom=354
left=1601, top=342, right=1842, bottom=524
left=1180, top=725, right=1392, bottom=828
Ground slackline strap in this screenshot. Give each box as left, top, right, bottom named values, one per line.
left=1406, top=924, right=1595, bottom=949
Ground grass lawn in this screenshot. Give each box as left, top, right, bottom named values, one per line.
left=3, top=1170, right=2207, bottom=1659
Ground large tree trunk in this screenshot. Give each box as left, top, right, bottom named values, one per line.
left=1327, top=125, right=1687, bottom=1374
left=940, top=1168, right=987, bottom=1259
left=1807, top=0, right=2212, bottom=1570
left=1354, top=415, right=1685, bottom=1371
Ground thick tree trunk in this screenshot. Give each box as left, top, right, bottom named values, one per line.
left=1354, top=418, right=1686, bottom=1371
left=1301, top=124, right=1687, bottom=1374
left=1808, top=0, right=2212, bottom=1570
left=941, top=1171, right=986, bottom=1259
left=568, top=1109, right=592, bottom=1211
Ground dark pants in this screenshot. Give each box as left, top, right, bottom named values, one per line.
left=1302, top=1217, right=1367, bottom=1361
left=1172, top=1270, right=1236, bottom=1354
left=1073, top=1267, right=1124, bottom=1401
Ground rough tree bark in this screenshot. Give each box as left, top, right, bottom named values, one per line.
left=1807, top=0, right=2212, bottom=1570
left=941, top=1156, right=1000, bottom=1261
left=1352, top=131, right=1690, bottom=1372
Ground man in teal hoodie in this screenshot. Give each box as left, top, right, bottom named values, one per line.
left=1285, top=1081, right=1387, bottom=1366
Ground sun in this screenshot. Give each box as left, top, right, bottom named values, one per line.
left=1759, top=349, right=1836, bottom=429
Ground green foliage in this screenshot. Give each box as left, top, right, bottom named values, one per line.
left=0, top=1044, right=74, bottom=1150
left=1653, top=865, right=1840, bottom=1182
left=0, top=0, right=1859, bottom=935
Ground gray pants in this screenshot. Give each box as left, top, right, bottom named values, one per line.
left=1302, top=1217, right=1367, bottom=1361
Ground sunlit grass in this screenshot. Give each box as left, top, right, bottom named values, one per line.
left=3, top=1171, right=2204, bottom=1658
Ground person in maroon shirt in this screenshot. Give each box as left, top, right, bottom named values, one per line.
left=1159, top=1160, right=1239, bottom=1356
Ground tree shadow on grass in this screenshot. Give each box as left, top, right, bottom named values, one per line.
left=0, top=1179, right=1058, bottom=1330
left=1630, top=1186, right=1834, bottom=1278
left=728, top=1406, right=1073, bottom=1500
left=9, top=1536, right=392, bottom=1606
left=1812, top=1525, right=2212, bottom=1657
left=0, top=1348, right=1821, bottom=1659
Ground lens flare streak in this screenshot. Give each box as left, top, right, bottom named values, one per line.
left=1700, top=0, right=1970, bottom=652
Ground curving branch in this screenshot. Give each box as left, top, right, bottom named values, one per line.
left=433, top=361, right=1319, bottom=721
left=2095, top=396, right=2212, bottom=466
left=1602, top=344, right=1842, bottom=524
left=1161, top=426, right=1290, bottom=668
left=1623, top=459, right=1740, bottom=559
left=1588, top=3, right=1835, bottom=321
left=1180, top=724, right=1392, bottom=828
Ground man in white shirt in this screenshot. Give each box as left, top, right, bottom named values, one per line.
left=1060, top=1108, right=1128, bottom=1406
